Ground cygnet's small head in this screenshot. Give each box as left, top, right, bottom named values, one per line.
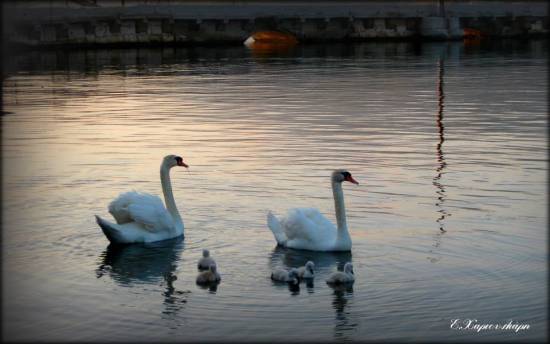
left=209, top=263, right=217, bottom=273
left=288, top=268, right=299, bottom=282
left=344, top=262, right=354, bottom=275
left=163, top=154, right=189, bottom=169
left=306, top=261, right=315, bottom=274
left=332, top=170, right=359, bottom=185
left=202, top=249, right=210, bottom=258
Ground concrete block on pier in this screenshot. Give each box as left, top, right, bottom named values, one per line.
left=120, top=20, right=137, bottom=42
left=173, top=20, right=190, bottom=42
left=41, top=25, right=57, bottom=42
left=529, top=20, right=544, bottom=33
left=148, top=20, right=163, bottom=35
left=447, top=17, right=462, bottom=39
left=146, top=19, right=164, bottom=42
left=421, top=16, right=449, bottom=39
left=68, top=23, right=86, bottom=42
left=374, top=19, right=386, bottom=31
left=351, top=18, right=415, bottom=38
left=95, top=22, right=110, bottom=38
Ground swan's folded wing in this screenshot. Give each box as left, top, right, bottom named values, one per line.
left=282, top=208, right=324, bottom=241
left=301, top=208, right=335, bottom=231
left=108, top=191, right=138, bottom=224
left=120, top=192, right=174, bottom=233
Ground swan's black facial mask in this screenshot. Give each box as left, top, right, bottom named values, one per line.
left=175, top=156, right=189, bottom=168
left=341, top=172, right=359, bottom=185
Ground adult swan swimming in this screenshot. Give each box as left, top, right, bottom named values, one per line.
left=95, top=155, right=188, bottom=244
left=267, top=170, right=359, bottom=252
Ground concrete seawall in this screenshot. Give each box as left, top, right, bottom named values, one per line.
left=2, top=1, right=548, bottom=47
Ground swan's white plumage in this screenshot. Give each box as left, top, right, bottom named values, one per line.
left=267, top=211, right=287, bottom=245
left=268, top=208, right=344, bottom=251
left=268, top=207, right=349, bottom=251
left=96, top=154, right=186, bottom=244
left=282, top=208, right=335, bottom=242
left=266, top=169, right=357, bottom=252
left=109, top=191, right=175, bottom=232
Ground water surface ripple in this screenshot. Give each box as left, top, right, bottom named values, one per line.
left=2, top=41, right=547, bottom=342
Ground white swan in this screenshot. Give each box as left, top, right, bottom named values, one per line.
left=95, top=154, right=188, bottom=244
left=326, top=262, right=355, bottom=285
left=267, top=170, right=359, bottom=251
left=297, top=261, right=315, bottom=280
left=197, top=249, right=216, bottom=270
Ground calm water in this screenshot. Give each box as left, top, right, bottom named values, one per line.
left=2, top=40, right=547, bottom=342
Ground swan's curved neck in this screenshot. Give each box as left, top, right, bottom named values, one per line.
left=332, top=181, right=348, bottom=232
left=160, top=164, right=183, bottom=228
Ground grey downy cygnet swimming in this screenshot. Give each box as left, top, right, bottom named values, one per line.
left=197, top=249, right=216, bottom=270
left=297, top=261, right=315, bottom=280
left=271, top=267, right=299, bottom=285
left=196, top=263, right=221, bottom=284
left=326, top=262, right=354, bottom=285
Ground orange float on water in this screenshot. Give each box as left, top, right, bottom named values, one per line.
left=244, top=31, right=298, bottom=49
left=463, top=28, right=486, bottom=39
left=463, top=28, right=488, bottom=47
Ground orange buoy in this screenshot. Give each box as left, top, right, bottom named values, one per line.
left=251, top=31, right=298, bottom=44
left=244, top=31, right=299, bottom=56
left=244, top=31, right=298, bottom=47
left=463, top=28, right=486, bottom=39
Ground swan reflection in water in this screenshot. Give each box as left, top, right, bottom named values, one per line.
left=269, top=246, right=353, bottom=295
left=96, top=237, right=191, bottom=317
left=196, top=282, right=219, bottom=293
left=270, top=246, right=353, bottom=270
left=330, top=284, right=357, bottom=341
left=270, top=247, right=358, bottom=338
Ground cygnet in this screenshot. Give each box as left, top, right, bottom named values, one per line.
left=196, top=263, right=221, bottom=284
left=197, top=249, right=216, bottom=270
left=271, top=267, right=299, bottom=285
left=326, top=262, right=354, bottom=285
left=297, top=261, right=315, bottom=280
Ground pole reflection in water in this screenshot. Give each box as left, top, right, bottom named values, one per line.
left=433, top=57, right=450, bottom=233
left=428, top=57, right=449, bottom=264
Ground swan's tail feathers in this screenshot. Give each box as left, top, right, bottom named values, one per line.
left=95, top=215, right=125, bottom=244
left=267, top=211, right=287, bottom=246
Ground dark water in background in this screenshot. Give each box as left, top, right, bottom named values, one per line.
left=2, top=40, right=547, bottom=342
